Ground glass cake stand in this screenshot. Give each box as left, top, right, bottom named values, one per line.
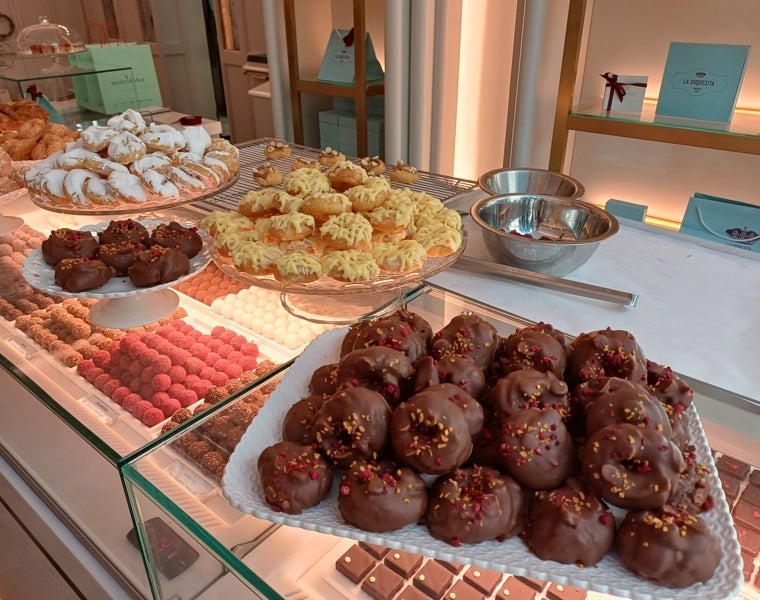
left=211, top=229, right=467, bottom=324
left=22, top=220, right=212, bottom=328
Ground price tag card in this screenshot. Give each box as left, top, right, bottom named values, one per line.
left=166, top=460, right=217, bottom=501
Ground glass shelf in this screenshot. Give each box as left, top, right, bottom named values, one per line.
left=0, top=60, right=132, bottom=84
left=566, top=99, right=760, bottom=155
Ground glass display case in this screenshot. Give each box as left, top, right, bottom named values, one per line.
left=0, top=58, right=137, bottom=127
left=121, top=284, right=760, bottom=600
left=1, top=138, right=758, bottom=599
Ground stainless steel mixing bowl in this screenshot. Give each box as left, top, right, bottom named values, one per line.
left=469, top=194, right=619, bottom=276
left=478, top=168, right=585, bottom=199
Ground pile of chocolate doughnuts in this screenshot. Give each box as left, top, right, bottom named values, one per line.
left=41, top=218, right=203, bottom=292
left=256, top=308, right=722, bottom=589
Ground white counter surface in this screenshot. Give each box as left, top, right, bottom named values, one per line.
left=432, top=204, right=760, bottom=401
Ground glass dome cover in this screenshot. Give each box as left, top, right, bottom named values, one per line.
left=16, top=16, right=84, bottom=55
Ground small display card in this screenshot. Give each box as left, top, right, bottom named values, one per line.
left=601, top=73, right=648, bottom=113
left=655, top=42, right=750, bottom=123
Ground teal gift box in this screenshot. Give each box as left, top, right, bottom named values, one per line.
left=317, top=29, right=384, bottom=84
left=68, top=43, right=163, bottom=114
left=680, top=192, right=760, bottom=253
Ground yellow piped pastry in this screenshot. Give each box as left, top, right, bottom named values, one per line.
left=372, top=239, right=427, bottom=273
left=319, top=212, right=373, bottom=251
left=274, top=250, right=323, bottom=283
left=413, top=225, right=462, bottom=257
left=230, top=241, right=283, bottom=275
left=321, top=250, right=379, bottom=282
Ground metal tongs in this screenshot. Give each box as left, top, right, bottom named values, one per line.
left=450, top=255, right=639, bottom=307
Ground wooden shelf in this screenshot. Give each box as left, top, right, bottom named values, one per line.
left=284, top=0, right=383, bottom=157
left=549, top=0, right=760, bottom=170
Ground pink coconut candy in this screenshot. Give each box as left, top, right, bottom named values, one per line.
left=131, top=400, right=153, bottom=420
left=160, top=397, right=182, bottom=418
left=150, top=391, right=171, bottom=408
left=176, top=389, right=198, bottom=408
left=111, top=386, right=132, bottom=405
left=239, top=342, right=259, bottom=357
left=184, top=356, right=205, bottom=375
left=188, top=342, right=210, bottom=360
left=168, top=365, right=187, bottom=383
left=142, top=407, right=165, bottom=427
left=190, top=379, right=212, bottom=399
left=240, top=355, right=258, bottom=371
left=91, top=350, right=111, bottom=369
left=122, top=393, right=144, bottom=413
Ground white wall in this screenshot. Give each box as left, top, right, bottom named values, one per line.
left=561, top=0, right=760, bottom=221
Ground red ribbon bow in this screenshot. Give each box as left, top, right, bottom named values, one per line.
left=601, top=72, right=646, bottom=112
left=342, top=28, right=355, bottom=47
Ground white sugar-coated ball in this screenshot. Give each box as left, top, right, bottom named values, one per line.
left=284, top=332, right=300, bottom=349
left=210, top=298, right=224, bottom=311
left=232, top=307, right=247, bottom=321
left=219, top=303, right=234, bottom=319
left=239, top=313, right=254, bottom=329
left=273, top=329, right=286, bottom=345
left=261, top=322, right=275, bottom=338
left=287, top=321, right=302, bottom=333
left=298, top=328, right=315, bottom=344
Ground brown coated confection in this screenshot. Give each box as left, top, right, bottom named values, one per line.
left=545, top=583, right=588, bottom=600
left=128, top=245, right=190, bottom=287
left=446, top=579, right=490, bottom=600
left=496, top=576, right=541, bottom=599
left=616, top=507, right=721, bottom=588
left=521, top=477, right=615, bottom=566
left=281, top=394, right=327, bottom=444
left=430, top=312, right=499, bottom=370
left=41, top=228, right=100, bottom=266
left=426, top=465, right=523, bottom=546
left=54, top=258, right=113, bottom=292
left=497, top=407, right=575, bottom=490
left=335, top=346, right=415, bottom=406
left=256, top=440, right=332, bottom=514
left=385, top=549, right=424, bottom=578
left=362, top=563, right=404, bottom=600
left=337, top=459, right=428, bottom=532
left=566, top=328, right=647, bottom=389
left=583, top=386, right=672, bottom=439
left=97, top=241, right=146, bottom=276
left=581, top=422, right=685, bottom=510
left=414, top=354, right=486, bottom=401
left=98, top=219, right=150, bottom=245
left=490, top=369, right=570, bottom=420
left=150, top=221, right=203, bottom=258
left=391, top=389, right=473, bottom=474
left=462, top=566, right=503, bottom=595
left=336, top=543, right=376, bottom=584
left=312, top=387, right=391, bottom=468
left=340, top=307, right=432, bottom=363
left=645, top=360, right=694, bottom=410
left=411, top=559, right=453, bottom=598
left=496, top=323, right=568, bottom=378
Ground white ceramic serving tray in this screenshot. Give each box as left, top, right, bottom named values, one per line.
left=222, top=327, right=743, bottom=600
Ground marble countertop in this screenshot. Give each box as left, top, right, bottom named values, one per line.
left=432, top=199, right=759, bottom=402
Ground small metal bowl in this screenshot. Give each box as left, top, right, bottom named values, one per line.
left=470, top=194, right=619, bottom=276
left=478, top=168, right=585, bottom=199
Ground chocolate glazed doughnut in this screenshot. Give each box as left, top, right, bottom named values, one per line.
left=566, top=328, right=647, bottom=389
left=497, top=407, right=575, bottom=490
left=616, top=507, right=720, bottom=588
left=426, top=465, right=524, bottom=546
left=521, top=476, right=615, bottom=567
left=335, top=346, right=415, bottom=407
left=340, top=307, right=432, bottom=363
left=312, top=387, right=391, bottom=469
left=429, top=312, right=499, bottom=370
left=581, top=422, right=685, bottom=510
left=413, top=382, right=484, bottom=437
left=490, top=369, right=570, bottom=420
left=583, top=386, right=672, bottom=439
left=256, top=440, right=332, bottom=515
left=414, top=354, right=486, bottom=401
left=391, top=390, right=473, bottom=474
left=337, top=459, right=428, bottom=532
left=495, top=324, right=568, bottom=378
